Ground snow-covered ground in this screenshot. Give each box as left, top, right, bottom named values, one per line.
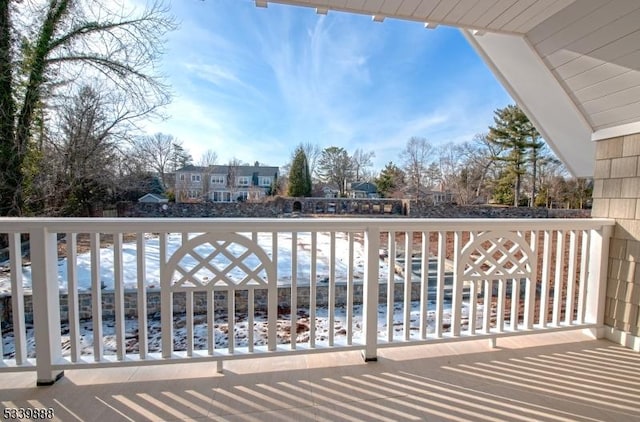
left=0, top=232, right=402, bottom=294
left=2, top=300, right=472, bottom=359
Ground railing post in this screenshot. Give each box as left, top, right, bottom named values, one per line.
left=363, top=226, right=380, bottom=362
left=9, top=233, right=27, bottom=363
left=584, top=225, right=613, bottom=338
left=160, top=233, right=173, bottom=358
left=30, top=227, right=64, bottom=385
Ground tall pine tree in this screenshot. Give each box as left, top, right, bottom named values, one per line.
left=287, top=146, right=312, bottom=197
left=488, top=105, right=541, bottom=206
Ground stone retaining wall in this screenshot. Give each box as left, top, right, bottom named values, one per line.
left=1, top=281, right=426, bottom=326
left=120, top=199, right=590, bottom=219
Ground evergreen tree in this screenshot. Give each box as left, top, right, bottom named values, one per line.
left=375, top=162, right=405, bottom=198
left=488, top=105, right=541, bottom=206
left=287, top=146, right=312, bottom=197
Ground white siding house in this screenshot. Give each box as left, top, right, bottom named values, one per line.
left=175, top=163, right=278, bottom=203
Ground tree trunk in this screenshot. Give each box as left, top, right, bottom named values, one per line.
left=11, top=0, right=70, bottom=216
left=0, top=0, right=17, bottom=215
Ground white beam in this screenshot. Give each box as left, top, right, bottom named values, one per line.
left=464, top=30, right=595, bottom=177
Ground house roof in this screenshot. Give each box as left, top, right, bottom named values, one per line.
left=177, top=164, right=279, bottom=177
left=259, top=1, right=640, bottom=177
left=350, top=182, right=377, bottom=193
left=138, top=193, right=169, bottom=203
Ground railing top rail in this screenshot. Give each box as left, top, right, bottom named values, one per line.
left=0, top=217, right=615, bottom=233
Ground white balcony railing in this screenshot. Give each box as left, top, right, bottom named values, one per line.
left=0, top=218, right=613, bottom=385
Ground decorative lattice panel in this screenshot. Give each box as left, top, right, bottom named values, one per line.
left=458, top=231, right=534, bottom=281
left=164, top=233, right=274, bottom=291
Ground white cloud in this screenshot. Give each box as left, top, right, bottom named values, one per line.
left=147, top=0, right=512, bottom=171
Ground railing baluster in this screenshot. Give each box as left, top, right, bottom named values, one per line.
left=310, top=232, right=317, bottom=349
left=553, top=230, right=565, bottom=326
left=451, top=231, right=463, bottom=337
left=565, top=230, right=578, bottom=325
left=420, top=231, right=429, bottom=340
left=483, top=280, right=491, bottom=334
left=435, top=232, right=446, bottom=338
left=248, top=289, right=254, bottom=352
left=524, top=230, right=538, bottom=329
left=90, top=233, right=103, bottom=361
left=347, top=232, right=354, bottom=346
left=228, top=288, right=235, bottom=354
left=496, top=278, right=505, bottom=333
left=160, top=233, right=172, bottom=358
left=9, top=233, right=26, bottom=364
left=577, top=230, right=591, bottom=324
left=404, top=231, right=412, bottom=341
left=291, top=231, right=297, bottom=350
left=539, top=231, right=553, bottom=327
left=363, top=225, right=380, bottom=361
left=510, top=279, right=519, bottom=331
left=329, top=232, right=335, bottom=347
left=114, top=233, right=125, bottom=361
left=208, top=290, right=215, bottom=355
left=136, top=232, right=148, bottom=359
left=387, top=230, right=395, bottom=342
left=268, top=233, right=277, bottom=352
left=186, top=291, right=194, bottom=356
left=469, top=281, right=477, bottom=335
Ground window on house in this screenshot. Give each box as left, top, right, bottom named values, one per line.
left=237, top=176, right=250, bottom=186
left=179, top=174, right=185, bottom=181
left=237, top=191, right=248, bottom=202
left=188, top=190, right=200, bottom=199
left=213, top=191, right=231, bottom=202
left=211, top=175, right=225, bottom=185
left=191, top=174, right=201, bottom=182
left=259, top=176, right=272, bottom=186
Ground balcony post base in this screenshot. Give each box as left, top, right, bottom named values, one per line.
left=362, top=351, right=377, bottom=362
left=583, top=326, right=605, bottom=339
left=36, top=370, right=65, bottom=386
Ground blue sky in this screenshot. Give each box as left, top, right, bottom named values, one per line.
left=146, top=0, right=513, bottom=171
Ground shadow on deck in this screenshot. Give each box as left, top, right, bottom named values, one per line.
left=1, top=331, right=638, bottom=421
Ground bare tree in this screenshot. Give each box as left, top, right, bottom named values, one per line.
left=227, top=158, right=242, bottom=202
left=317, top=146, right=353, bottom=197
left=0, top=0, right=176, bottom=216
left=197, top=149, right=218, bottom=200
left=198, top=149, right=218, bottom=167
left=46, top=85, right=120, bottom=215
left=133, top=133, right=179, bottom=190
left=300, top=142, right=322, bottom=180
left=400, top=137, right=433, bottom=200
left=351, top=148, right=375, bottom=181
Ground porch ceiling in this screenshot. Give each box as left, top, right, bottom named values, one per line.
left=259, top=0, right=576, bottom=34
left=261, top=0, right=640, bottom=177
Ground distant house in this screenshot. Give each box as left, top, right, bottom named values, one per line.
left=314, top=185, right=340, bottom=198
left=138, top=193, right=169, bottom=203
left=349, top=182, right=378, bottom=199
left=175, top=162, right=278, bottom=203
